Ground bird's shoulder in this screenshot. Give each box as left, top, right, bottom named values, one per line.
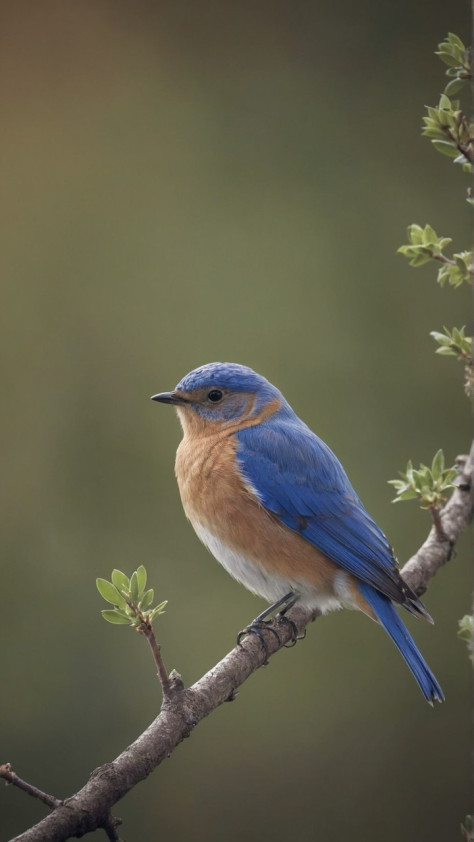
left=235, top=415, right=409, bottom=602
left=235, top=414, right=355, bottom=502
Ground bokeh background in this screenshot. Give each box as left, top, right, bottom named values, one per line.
left=1, top=2, right=472, bottom=840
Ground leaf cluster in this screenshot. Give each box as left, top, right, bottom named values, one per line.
left=388, top=449, right=457, bottom=508
left=458, top=614, right=473, bottom=644
left=397, top=223, right=452, bottom=267
left=422, top=93, right=472, bottom=167
left=461, top=815, right=474, bottom=842
left=397, top=224, right=472, bottom=287
left=430, top=326, right=472, bottom=360
left=437, top=251, right=471, bottom=288
left=97, top=566, right=167, bottom=627
left=435, top=32, right=471, bottom=96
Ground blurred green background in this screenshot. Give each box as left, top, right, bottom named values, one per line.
left=1, top=2, right=471, bottom=840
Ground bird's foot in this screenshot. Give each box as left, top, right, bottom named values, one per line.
left=237, top=593, right=301, bottom=659
left=274, top=612, right=307, bottom=647
left=237, top=620, right=281, bottom=660
left=276, top=614, right=298, bottom=647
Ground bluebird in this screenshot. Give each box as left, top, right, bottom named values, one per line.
left=152, top=362, right=444, bottom=703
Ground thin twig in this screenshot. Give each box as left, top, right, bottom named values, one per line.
left=429, top=504, right=452, bottom=546
left=432, top=253, right=457, bottom=266
left=138, top=619, right=171, bottom=695
left=124, top=598, right=171, bottom=696
left=0, top=763, right=62, bottom=811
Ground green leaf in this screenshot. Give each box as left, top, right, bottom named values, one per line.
left=438, top=93, right=452, bottom=110
left=435, top=345, right=457, bottom=356
left=136, top=565, right=147, bottom=596
left=405, top=460, right=414, bottom=480
left=96, top=578, right=127, bottom=607
left=407, top=224, right=424, bottom=243
left=448, top=33, right=465, bottom=49
left=437, top=51, right=463, bottom=68
left=410, top=254, right=432, bottom=267
left=392, top=489, right=419, bottom=502
left=411, top=468, right=424, bottom=486
left=431, top=140, right=460, bottom=158
left=141, top=588, right=155, bottom=610
left=101, top=609, right=132, bottom=625
left=462, top=815, right=473, bottom=833
left=111, top=569, right=130, bottom=593
left=446, top=33, right=465, bottom=49
left=130, top=571, right=139, bottom=603
left=431, top=449, right=444, bottom=479
left=438, top=237, right=453, bottom=250
left=149, top=601, right=168, bottom=621
left=430, top=330, right=451, bottom=345
left=454, top=252, right=470, bottom=270
left=444, top=78, right=466, bottom=96
left=422, top=125, right=448, bottom=139
left=436, top=264, right=450, bottom=286
left=421, top=224, right=437, bottom=244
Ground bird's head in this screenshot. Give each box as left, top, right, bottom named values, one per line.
left=152, top=362, right=291, bottom=436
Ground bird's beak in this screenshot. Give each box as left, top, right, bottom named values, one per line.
left=151, top=391, right=188, bottom=406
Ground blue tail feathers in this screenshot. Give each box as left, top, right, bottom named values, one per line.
left=358, top=582, right=444, bottom=704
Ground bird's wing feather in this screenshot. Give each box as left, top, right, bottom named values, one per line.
left=235, top=418, right=406, bottom=603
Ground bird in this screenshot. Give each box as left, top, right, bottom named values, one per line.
left=152, top=361, right=444, bottom=704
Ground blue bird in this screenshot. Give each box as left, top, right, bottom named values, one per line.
left=152, top=362, right=444, bottom=703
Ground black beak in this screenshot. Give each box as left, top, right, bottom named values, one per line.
left=151, top=391, right=187, bottom=405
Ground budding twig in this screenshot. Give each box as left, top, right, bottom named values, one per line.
left=133, top=608, right=171, bottom=694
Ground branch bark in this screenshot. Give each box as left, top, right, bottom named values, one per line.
left=4, top=443, right=473, bottom=842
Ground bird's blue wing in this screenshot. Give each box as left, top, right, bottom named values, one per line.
left=235, top=417, right=405, bottom=603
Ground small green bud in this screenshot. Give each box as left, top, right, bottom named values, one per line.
left=458, top=615, right=474, bottom=643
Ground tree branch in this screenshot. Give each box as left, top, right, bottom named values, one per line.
left=401, top=445, right=474, bottom=594
left=3, top=442, right=473, bottom=842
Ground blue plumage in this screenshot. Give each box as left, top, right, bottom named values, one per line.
left=358, top=583, right=444, bottom=703
left=236, top=416, right=422, bottom=609
left=177, top=362, right=283, bottom=402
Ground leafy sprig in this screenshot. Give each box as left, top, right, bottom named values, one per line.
left=397, top=224, right=472, bottom=287
left=422, top=93, right=472, bottom=167
left=461, top=814, right=474, bottom=842
left=430, top=326, right=472, bottom=360
left=388, top=449, right=457, bottom=509
left=458, top=614, right=474, bottom=644
left=422, top=35, right=472, bottom=169
left=435, top=32, right=471, bottom=96
left=430, top=326, right=473, bottom=397
left=97, top=566, right=167, bottom=628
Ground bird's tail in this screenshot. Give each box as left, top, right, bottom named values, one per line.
left=358, top=582, right=444, bottom=704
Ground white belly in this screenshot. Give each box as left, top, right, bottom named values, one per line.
left=192, top=520, right=344, bottom=613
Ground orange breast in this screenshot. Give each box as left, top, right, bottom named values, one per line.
left=175, top=429, right=345, bottom=607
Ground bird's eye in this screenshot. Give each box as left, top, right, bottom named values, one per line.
left=207, top=389, right=223, bottom=403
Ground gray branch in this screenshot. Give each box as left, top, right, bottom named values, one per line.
left=5, top=443, right=473, bottom=842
